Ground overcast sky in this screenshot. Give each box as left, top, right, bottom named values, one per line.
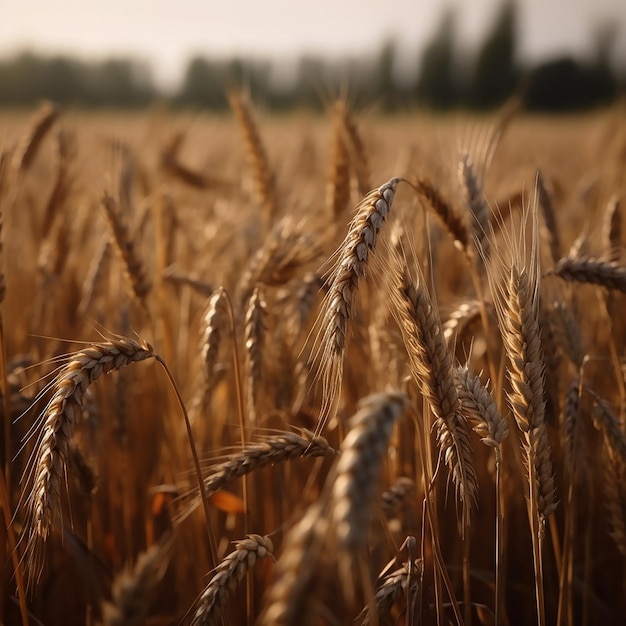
left=1, top=0, right=625, bottom=88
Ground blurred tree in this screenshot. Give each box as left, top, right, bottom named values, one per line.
left=176, top=57, right=228, bottom=109
left=41, top=57, right=84, bottom=104
left=176, top=56, right=271, bottom=109
left=525, top=57, right=616, bottom=111
left=0, top=51, right=155, bottom=106
left=87, top=59, right=155, bottom=106
left=416, top=8, right=459, bottom=108
left=375, top=39, right=397, bottom=110
left=469, top=0, right=519, bottom=108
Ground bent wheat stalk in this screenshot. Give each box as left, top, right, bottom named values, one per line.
left=24, top=335, right=212, bottom=583
left=24, top=337, right=156, bottom=578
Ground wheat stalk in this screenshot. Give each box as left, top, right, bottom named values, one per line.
left=102, top=191, right=151, bottom=304
left=331, top=391, right=409, bottom=554
left=536, top=170, right=561, bottom=266
left=259, top=503, right=329, bottom=626
left=358, top=559, right=422, bottom=626
left=13, top=101, right=60, bottom=172
left=381, top=476, right=416, bottom=519
left=162, top=265, right=213, bottom=297
left=229, top=91, right=277, bottom=228
left=455, top=366, right=509, bottom=462
left=201, top=287, right=228, bottom=397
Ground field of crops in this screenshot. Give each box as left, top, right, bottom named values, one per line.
left=0, top=98, right=625, bottom=625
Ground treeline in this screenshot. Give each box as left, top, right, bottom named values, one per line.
left=0, top=1, right=623, bottom=111
left=0, top=53, right=156, bottom=107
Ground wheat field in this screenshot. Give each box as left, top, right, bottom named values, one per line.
left=0, top=98, right=625, bottom=626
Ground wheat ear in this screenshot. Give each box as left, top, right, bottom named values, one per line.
left=443, top=300, right=488, bottom=345
left=603, top=195, right=622, bottom=262
left=326, top=102, right=351, bottom=216
left=390, top=261, right=478, bottom=522
left=102, top=535, right=174, bottom=626
left=536, top=170, right=561, bottom=265
left=191, top=535, right=274, bottom=626
left=201, top=287, right=228, bottom=399
left=13, top=101, right=60, bottom=172
left=238, top=216, right=319, bottom=304
left=553, top=255, right=626, bottom=293
left=259, top=503, right=328, bottom=626
left=455, top=366, right=509, bottom=461
left=458, top=150, right=490, bottom=260
left=591, top=396, right=626, bottom=462
left=358, top=559, right=422, bottom=626
left=24, top=337, right=156, bottom=577
left=78, top=237, right=111, bottom=315
left=102, top=192, right=151, bottom=304
left=602, top=445, right=626, bottom=558
left=312, top=177, right=400, bottom=429
left=381, top=476, right=416, bottom=519
left=336, top=100, right=371, bottom=196
left=415, top=177, right=470, bottom=254
left=244, top=287, right=267, bottom=425
left=331, top=391, right=409, bottom=555
left=178, top=431, right=333, bottom=524
left=229, top=91, right=277, bottom=227
left=455, top=364, right=509, bottom=624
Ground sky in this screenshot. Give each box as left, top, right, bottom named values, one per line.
left=1, top=0, right=625, bottom=89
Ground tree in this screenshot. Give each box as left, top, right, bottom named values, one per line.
left=375, top=40, right=397, bottom=111
left=470, top=0, right=519, bottom=108
left=416, top=8, right=459, bottom=108
left=177, top=57, right=227, bottom=109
